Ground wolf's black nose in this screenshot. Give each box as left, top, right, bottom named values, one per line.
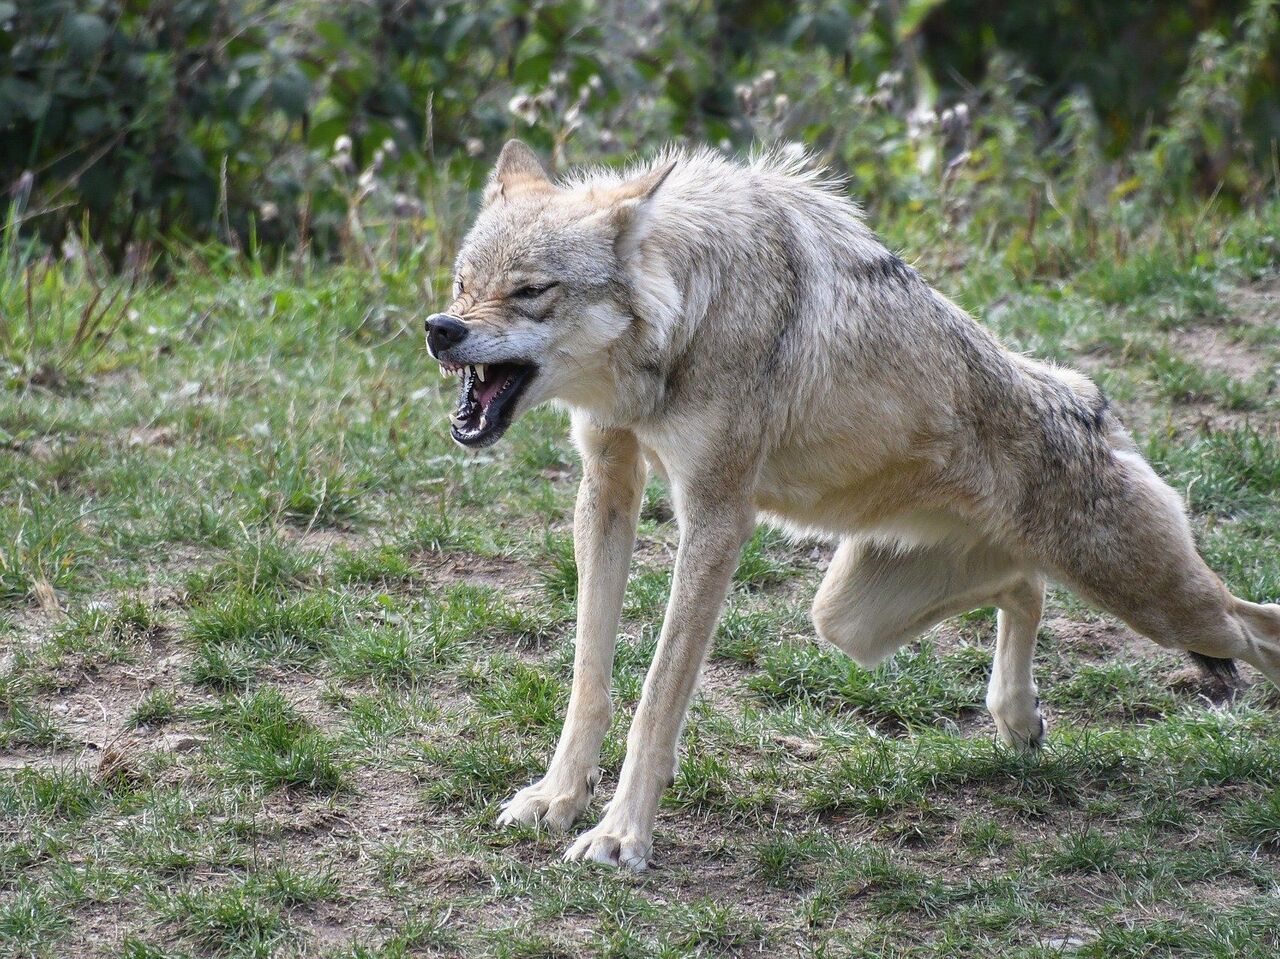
left=426, top=314, right=468, bottom=355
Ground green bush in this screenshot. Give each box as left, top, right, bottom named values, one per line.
left=1, top=0, right=1277, bottom=264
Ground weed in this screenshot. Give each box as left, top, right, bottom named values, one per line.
left=0, top=883, right=71, bottom=956
left=411, top=728, right=539, bottom=808
left=469, top=659, right=567, bottom=730
left=163, top=880, right=288, bottom=957
left=750, top=641, right=984, bottom=730
left=331, top=623, right=455, bottom=686
left=0, top=252, right=140, bottom=390
left=244, top=441, right=368, bottom=529
left=0, top=674, right=68, bottom=748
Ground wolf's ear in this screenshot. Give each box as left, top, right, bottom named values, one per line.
left=484, top=139, right=552, bottom=206
left=610, top=159, right=676, bottom=205
left=598, top=159, right=677, bottom=258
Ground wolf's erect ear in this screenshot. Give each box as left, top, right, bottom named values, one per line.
left=611, top=159, right=677, bottom=205
left=599, top=159, right=677, bottom=258
left=484, top=139, right=552, bottom=206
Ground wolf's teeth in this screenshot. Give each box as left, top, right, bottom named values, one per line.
left=450, top=412, right=465, bottom=428
left=479, top=415, right=489, bottom=430
left=476, top=365, right=487, bottom=382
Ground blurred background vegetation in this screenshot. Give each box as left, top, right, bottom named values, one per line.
left=0, top=0, right=1278, bottom=271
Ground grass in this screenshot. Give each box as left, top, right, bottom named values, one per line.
left=748, top=640, right=988, bottom=729
left=0, top=488, right=89, bottom=605
left=198, top=687, right=350, bottom=794
left=127, top=689, right=179, bottom=729
left=0, top=191, right=1278, bottom=957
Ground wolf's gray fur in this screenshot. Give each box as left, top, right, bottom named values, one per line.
left=427, top=140, right=1280, bottom=871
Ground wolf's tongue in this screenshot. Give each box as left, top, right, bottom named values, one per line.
left=476, top=369, right=506, bottom=408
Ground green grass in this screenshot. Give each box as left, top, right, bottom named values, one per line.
left=0, top=488, right=90, bottom=605
left=1, top=193, right=1278, bottom=957
left=198, top=687, right=350, bottom=794
left=185, top=592, right=346, bottom=689
left=127, top=689, right=179, bottom=729
left=748, top=640, right=988, bottom=730
left=1226, top=790, right=1280, bottom=850
left=0, top=673, right=69, bottom=749
left=184, top=536, right=323, bottom=600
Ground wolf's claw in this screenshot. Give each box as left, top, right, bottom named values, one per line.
left=497, top=768, right=600, bottom=832
left=564, top=822, right=651, bottom=872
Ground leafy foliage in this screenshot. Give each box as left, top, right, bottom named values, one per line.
left=1, top=1, right=1278, bottom=265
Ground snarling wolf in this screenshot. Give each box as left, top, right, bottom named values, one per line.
left=425, top=139, right=1280, bottom=870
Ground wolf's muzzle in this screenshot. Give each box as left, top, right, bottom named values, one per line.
left=426, top=313, right=469, bottom=357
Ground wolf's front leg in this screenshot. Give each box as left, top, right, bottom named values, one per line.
left=565, top=496, right=754, bottom=870
left=498, top=427, right=645, bottom=831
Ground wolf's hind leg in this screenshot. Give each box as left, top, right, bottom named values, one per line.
left=1052, top=454, right=1280, bottom=687
left=811, top=538, right=1020, bottom=669
left=812, top=538, right=1047, bottom=749
left=1105, top=585, right=1280, bottom=687
left=1231, top=601, right=1280, bottom=683
left=987, top=576, right=1048, bottom=749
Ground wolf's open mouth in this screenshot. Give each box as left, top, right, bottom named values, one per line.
left=445, top=362, right=537, bottom=447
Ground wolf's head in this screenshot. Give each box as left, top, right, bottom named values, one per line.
left=426, top=140, right=674, bottom=448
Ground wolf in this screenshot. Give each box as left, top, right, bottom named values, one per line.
left=425, top=139, right=1280, bottom=871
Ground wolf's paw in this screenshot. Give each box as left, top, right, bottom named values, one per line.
left=990, top=695, right=1048, bottom=752
left=564, top=818, right=652, bottom=872
left=497, top=767, right=600, bottom=832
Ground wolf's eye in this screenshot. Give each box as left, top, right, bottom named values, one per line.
left=511, top=282, right=557, bottom=300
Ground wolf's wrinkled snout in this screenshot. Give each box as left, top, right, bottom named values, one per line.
left=426, top=313, right=469, bottom=358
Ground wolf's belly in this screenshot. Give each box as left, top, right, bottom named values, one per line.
left=752, top=452, right=970, bottom=545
